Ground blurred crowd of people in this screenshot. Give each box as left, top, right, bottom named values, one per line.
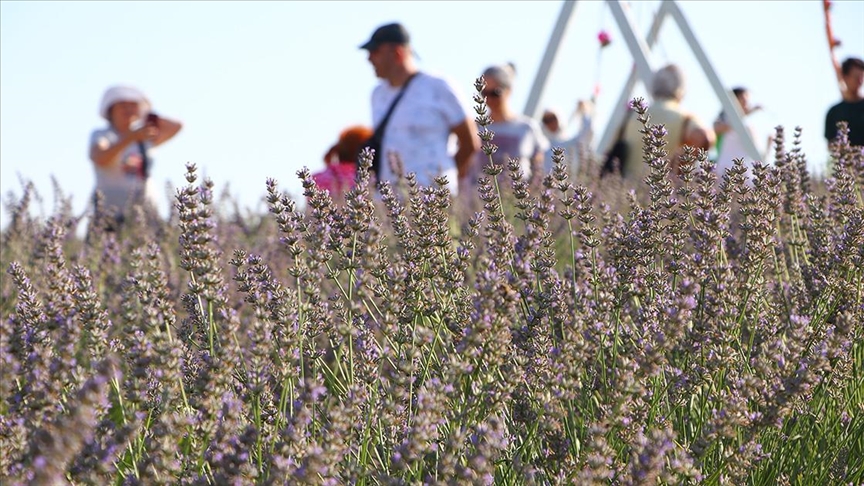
left=89, top=22, right=863, bottom=224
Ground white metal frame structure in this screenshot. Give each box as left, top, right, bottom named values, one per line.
left=524, top=0, right=761, bottom=162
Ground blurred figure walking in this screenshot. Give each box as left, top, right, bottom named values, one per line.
left=360, top=22, right=478, bottom=195
left=540, top=99, right=594, bottom=175
left=620, top=64, right=714, bottom=181
left=713, top=86, right=763, bottom=177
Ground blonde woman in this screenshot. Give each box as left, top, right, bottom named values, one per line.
left=473, top=63, right=549, bottom=184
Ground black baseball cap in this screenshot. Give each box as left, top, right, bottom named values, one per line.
left=359, top=23, right=411, bottom=51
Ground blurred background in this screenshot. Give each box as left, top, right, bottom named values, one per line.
left=2, top=1, right=863, bottom=229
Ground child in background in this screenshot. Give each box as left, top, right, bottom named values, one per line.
left=312, top=125, right=374, bottom=201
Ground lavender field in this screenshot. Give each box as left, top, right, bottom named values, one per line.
left=1, top=93, right=862, bottom=485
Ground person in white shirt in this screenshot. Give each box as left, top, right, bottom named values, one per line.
left=360, top=23, right=479, bottom=195
left=540, top=100, right=594, bottom=176
left=713, top=86, right=762, bottom=178
left=89, top=86, right=182, bottom=225
left=472, top=63, right=549, bottom=183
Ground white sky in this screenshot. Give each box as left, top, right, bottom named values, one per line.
left=2, top=1, right=863, bottom=229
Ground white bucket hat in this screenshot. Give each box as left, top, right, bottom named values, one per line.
left=99, top=85, right=151, bottom=120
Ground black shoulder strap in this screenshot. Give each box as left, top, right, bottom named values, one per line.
left=138, top=141, right=151, bottom=179
left=371, top=72, right=419, bottom=143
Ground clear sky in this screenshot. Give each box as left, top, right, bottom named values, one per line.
left=2, top=1, right=863, bottom=230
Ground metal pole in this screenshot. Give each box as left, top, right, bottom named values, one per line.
left=596, top=0, right=670, bottom=155
left=523, top=0, right=578, bottom=119
left=667, top=2, right=761, bottom=161
left=606, top=0, right=657, bottom=90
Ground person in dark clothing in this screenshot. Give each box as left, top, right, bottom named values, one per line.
left=825, top=57, right=864, bottom=147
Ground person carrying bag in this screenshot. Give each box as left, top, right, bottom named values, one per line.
left=364, top=73, right=418, bottom=180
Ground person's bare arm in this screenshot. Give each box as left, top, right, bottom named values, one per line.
left=152, top=116, right=182, bottom=147
left=451, top=117, right=480, bottom=180
left=683, top=114, right=715, bottom=151
left=89, top=125, right=156, bottom=167
left=562, top=111, right=594, bottom=147
left=746, top=104, right=763, bottom=116
left=704, top=123, right=717, bottom=149
left=685, top=125, right=716, bottom=152
left=713, top=119, right=732, bottom=136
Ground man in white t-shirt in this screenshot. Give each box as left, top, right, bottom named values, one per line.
left=360, top=23, right=479, bottom=194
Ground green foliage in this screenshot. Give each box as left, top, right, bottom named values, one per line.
left=1, top=107, right=862, bottom=484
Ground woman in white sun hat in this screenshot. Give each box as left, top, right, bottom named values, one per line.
left=89, top=85, right=182, bottom=225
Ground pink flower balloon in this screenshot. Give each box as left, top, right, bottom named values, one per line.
left=598, top=30, right=612, bottom=48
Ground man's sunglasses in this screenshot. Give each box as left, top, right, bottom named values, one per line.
left=482, top=87, right=504, bottom=98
